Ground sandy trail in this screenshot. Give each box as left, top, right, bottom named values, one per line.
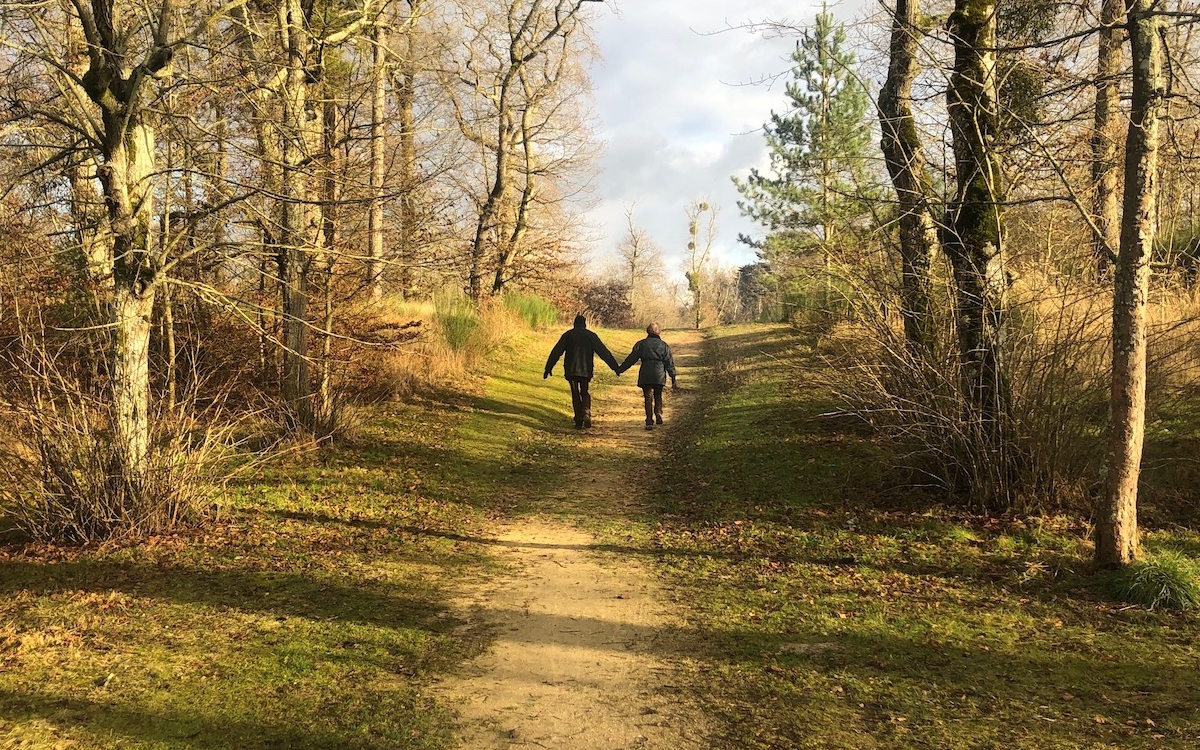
left=433, top=331, right=707, bottom=750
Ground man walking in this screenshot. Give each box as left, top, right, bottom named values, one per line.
left=617, top=322, right=677, bottom=430
left=544, top=315, right=621, bottom=428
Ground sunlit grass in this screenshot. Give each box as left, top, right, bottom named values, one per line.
left=0, top=327, right=587, bottom=749
left=628, top=323, right=1200, bottom=749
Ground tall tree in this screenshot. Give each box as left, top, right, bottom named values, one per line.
left=453, top=0, right=603, bottom=301
left=367, top=1, right=390, bottom=300
left=733, top=7, right=877, bottom=273
left=1098, top=0, right=1164, bottom=566
left=615, top=205, right=662, bottom=313
left=1091, top=0, right=1127, bottom=277
left=944, top=0, right=1008, bottom=429
left=683, top=201, right=717, bottom=330
left=77, top=0, right=176, bottom=486
left=878, top=0, right=938, bottom=349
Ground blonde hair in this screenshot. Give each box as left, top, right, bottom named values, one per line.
left=646, top=322, right=661, bottom=335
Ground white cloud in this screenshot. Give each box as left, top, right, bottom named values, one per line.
left=581, top=0, right=837, bottom=281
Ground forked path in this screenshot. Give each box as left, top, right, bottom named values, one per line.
left=433, top=331, right=708, bottom=750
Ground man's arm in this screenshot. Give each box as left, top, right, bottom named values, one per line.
left=544, top=332, right=568, bottom=378
left=592, top=333, right=621, bottom=373
left=664, top=345, right=677, bottom=385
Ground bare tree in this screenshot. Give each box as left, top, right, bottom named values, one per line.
left=683, top=200, right=718, bottom=330
left=450, top=0, right=603, bottom=301
left=1091, top=0, right=1128, bottom=277
left=367, top=1, right=392, bottom=300
left=615, top=205, right=662, bottom=313
left=1098, top=0, right=1165, bottom=566
left=0, top=0, right=183, bottom=486
left=878, top=0, right=938, bottom=349
left=943, top=0, right=1008, bottom=427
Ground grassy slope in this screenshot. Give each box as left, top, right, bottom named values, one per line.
left=0, top=326, right=632, bottom=749
left=636, top=324, right=1200, bottom=750
left=10, top=321, right=1199, bottom=749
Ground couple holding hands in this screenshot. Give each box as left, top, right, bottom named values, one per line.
left=544, top=315, right=677, bottom=431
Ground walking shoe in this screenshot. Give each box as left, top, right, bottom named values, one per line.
left=574, top=421, right=584, bottom=429
left=645, top=421, right=654, bottom=430
left=654, top=413, right=663, bottom=425
left=583, top=417, right=593, bottom=428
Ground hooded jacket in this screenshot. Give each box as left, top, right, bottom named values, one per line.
left=545, top=321, right=620, bottom=380
left=618, top=333, right=676, bottom=387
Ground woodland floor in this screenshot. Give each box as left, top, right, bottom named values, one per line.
left=5, top=324, right=1200, bottom=749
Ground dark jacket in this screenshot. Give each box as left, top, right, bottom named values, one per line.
left=618, top=334, right=676, bottom=387
left=545, top=324, right=620, bottom=380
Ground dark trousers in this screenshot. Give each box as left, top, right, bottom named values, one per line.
left=642, top=385, right=664, bottom=424
left=568, top=377, right=592, bottom=425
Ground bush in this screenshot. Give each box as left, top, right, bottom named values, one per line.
left=821, top=270, right=1110, bottom=513
left=579, top=278, right=634, bottom=328
left=1099, top=550, right=1200, bottom=611
left=0, top=390, right=227, bottom=544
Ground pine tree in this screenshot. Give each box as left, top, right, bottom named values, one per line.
left=733, top=7, right=878, bottom=272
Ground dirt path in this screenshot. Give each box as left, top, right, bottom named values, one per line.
left=432, top=331, right=708, bottom=750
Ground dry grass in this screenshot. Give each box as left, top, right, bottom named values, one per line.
left=343, top=292, right=557, bottom=402
left=811, top=264, right=1200, bottom=513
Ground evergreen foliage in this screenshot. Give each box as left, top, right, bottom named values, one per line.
left=732, top=7, right=879, bottom=269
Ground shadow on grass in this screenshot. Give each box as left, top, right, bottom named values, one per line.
left=0, top=559, right=456, bottom=633
left=0, top=687, right=452, bottom=750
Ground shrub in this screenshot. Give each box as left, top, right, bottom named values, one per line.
left=579, top=278, right=634, bottom=328
left=1099, top=550, right=1200, bottom=611
left=0, top=390, right=228, bottom=544
left=821, top=270, right=1110, bottom=513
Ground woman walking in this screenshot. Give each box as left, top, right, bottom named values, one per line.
left=617, top=323, right=677, bottom=430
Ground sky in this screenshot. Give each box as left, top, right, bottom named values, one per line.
left=582, top=0, right=832, bottom=282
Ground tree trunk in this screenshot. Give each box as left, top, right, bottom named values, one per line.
left=279, top=0, right=316, bottom=427
left=879, top=0, right=938, bottom=349
left=492, top=103, right=536, bottom=295
left=97, top=120, right=159, bottom=484
left=397, top=0, right=422, bottom=300
left=316, top=86, right=341, bottom=437
left=397, top=64, right=418, bottom=299
left=112, top=285, right=155, bottom=480
left=1098, top=0, right=1163, bottom=566
left=367, top=17, right=387, bottom=301
left=1092, top=0, right=1127, bottom=278
left=163, top=282, right=177, bottom=414
left=471, top=96, right=514, bottom=302
left=944, top=0, right=1008, bottom=427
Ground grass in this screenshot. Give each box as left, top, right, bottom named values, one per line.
left=1099, top=550, right=1200, bottom=611
left=625, top=323, right=1200, bottom=749
left=9, top=320, right=1200, bottom=748
left=0, top=325, right=620, bottom=749
left=502, top=292, right=559, bottom=330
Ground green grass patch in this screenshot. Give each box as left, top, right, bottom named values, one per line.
left=502, top=292, right=559, bottom=330
left=633, top=323, right=1200, bottom=749
left=433, top=293, right=479, bottom=351
left=1099, top=550, right=1200, bottom=611
left=0, top=329, right=597, bottom=749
